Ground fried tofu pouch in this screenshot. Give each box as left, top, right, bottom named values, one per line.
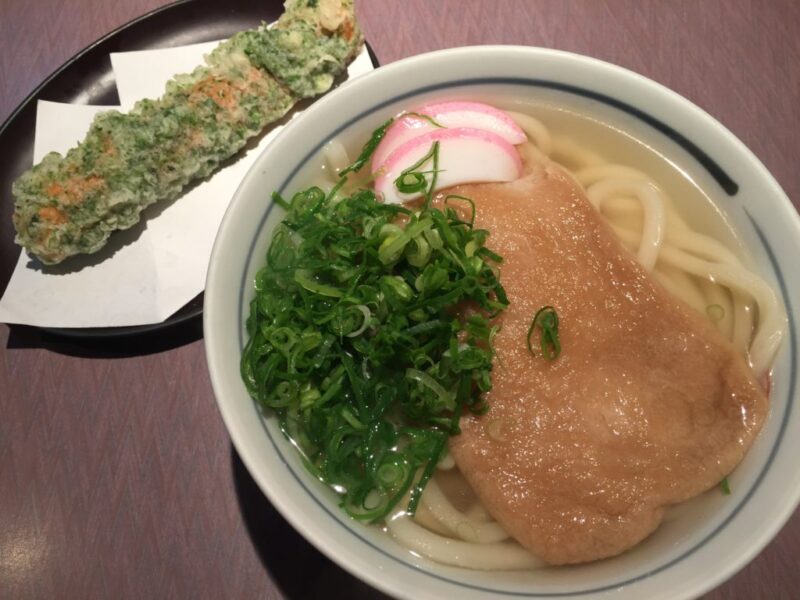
left=12, top=0, right=363, bottom=265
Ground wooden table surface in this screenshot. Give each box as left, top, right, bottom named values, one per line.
left=1, top=1, right=799, bottom=598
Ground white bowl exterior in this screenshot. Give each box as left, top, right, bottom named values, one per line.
left=205, top=46, right=800, bottom=600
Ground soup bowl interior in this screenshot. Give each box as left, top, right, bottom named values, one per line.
left=204, top=46, right=800, bottom=600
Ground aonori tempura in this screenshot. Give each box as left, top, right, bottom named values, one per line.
left=12, top=0, right=363, bottom=265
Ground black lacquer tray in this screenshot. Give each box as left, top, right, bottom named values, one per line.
left=0, top=0, right=378, bottom=338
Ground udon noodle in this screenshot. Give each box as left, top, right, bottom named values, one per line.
left=315, top=108, right=787, bottom=569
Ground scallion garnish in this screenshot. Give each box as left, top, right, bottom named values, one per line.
left=393, top=141, right=440, bottom=209
left=444, top=194, right=477, bottom=228
left=527, top=305, right=561, bottom=361
left=338, top=117, right=394, bottom=177
left=720, top=477, right=731, bottom=495
left=404, top=111, right=446, bottom=128
left=241, top=175, right=507, bottom=522
left=395, top=172, right=428, bottom=194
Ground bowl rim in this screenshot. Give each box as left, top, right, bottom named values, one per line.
left=205, top=44, right=800, bottom=599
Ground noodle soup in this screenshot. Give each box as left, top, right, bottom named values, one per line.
left=205, top=46, right=800, bottom=600
left=289, top=98, right=785, bottom=568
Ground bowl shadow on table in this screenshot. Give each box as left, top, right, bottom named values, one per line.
left=231, top=445, right=391, bottom=600
left=4, top=314, right=204, bottom=357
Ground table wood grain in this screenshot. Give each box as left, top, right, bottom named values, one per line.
left=1, top=1, right=799, bottom=598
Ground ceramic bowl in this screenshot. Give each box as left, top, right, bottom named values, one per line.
left=204, top=46, right=800, bottom=599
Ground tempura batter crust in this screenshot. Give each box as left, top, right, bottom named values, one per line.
left=12, top=0, right=362, bottom=265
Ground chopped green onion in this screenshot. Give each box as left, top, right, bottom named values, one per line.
left=294, top=269, right=344, bottom=298
left=393, top=141, right=441, bottom=209
left=345, top=305, right=372, bottom=338
left=339, top=117, right=394, bottom=177
left=380, top=275, right=414, bottom=303
left=406, top=368, right=456, bottom=411
left=404, top=111, right=445, bottom=128
left=377, top=217, right=433, bottom=265
left=407, top=382, right=466, bottom=515
left=445, top=194, right=476, bottom=228
left=720, top=477, right=731, bottom=495
left=527, top=305, right=561, bottom=361
left=271, top=191, right=290, bottom=210
left=241, top=174, right=507, bottom=523
left=423, top=227, right=443, bottom=250
left=406, top=235, right=431, bottom=267
left=395, top=172, right=428, bottom=194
